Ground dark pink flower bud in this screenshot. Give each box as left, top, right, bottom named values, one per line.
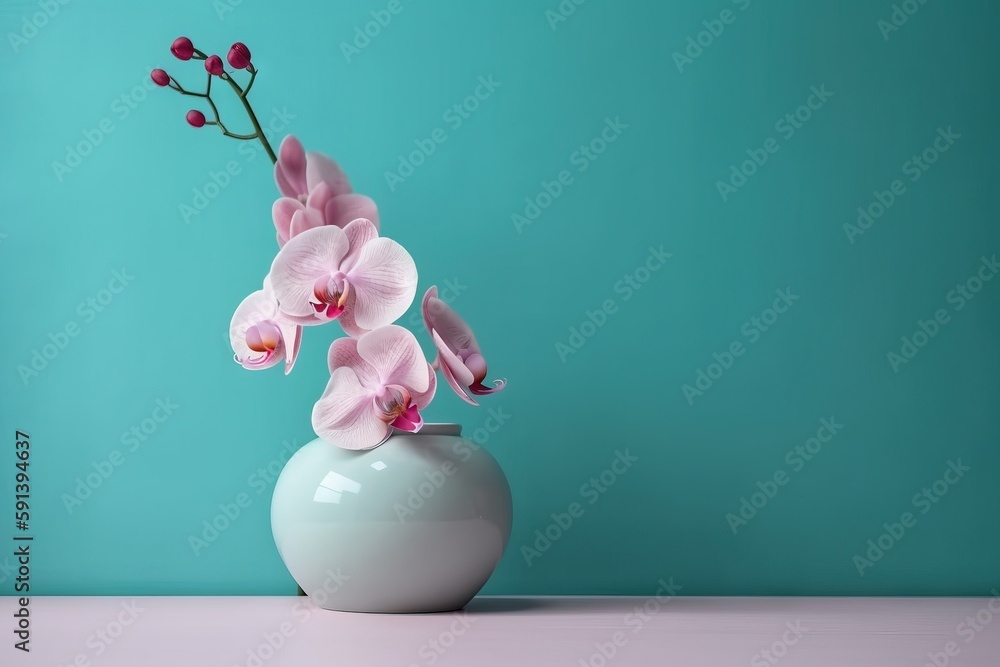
left=150, top=69, right=170, bottom=87
left=186, top=110, right=206, bottom=128
left=227, top=42, right=252, bottom=69
left=171, top=36, right=194, bottom=60
left=204, top=55, right=225, bottom=76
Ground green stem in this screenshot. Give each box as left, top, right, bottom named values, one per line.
left=241, top=67, right=257, bottom=98
left=220, top=71, right=276, bottom=163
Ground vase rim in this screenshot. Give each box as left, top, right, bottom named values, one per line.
left=413, top=423, right=462, bottom=436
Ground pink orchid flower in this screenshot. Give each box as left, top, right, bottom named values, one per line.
left=421, top=286, right=506, bottom=405
left=269, top=219, right=417, bottom=337
left=229, top=276, right=302, bottom=373
left=272, top=135, right=379, bottom=247
left=312, top=325, right=436, bottom=450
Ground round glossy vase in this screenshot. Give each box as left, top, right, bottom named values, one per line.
left=270, top=424, right=512, bottom=613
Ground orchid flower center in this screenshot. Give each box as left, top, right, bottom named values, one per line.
left=240, top=319, right=283, bottom=369
left=372, top=384, right=423, bottom=433
left=311, top=271, right=350, bottom=320
left=373, top=384, right=412, bottom=423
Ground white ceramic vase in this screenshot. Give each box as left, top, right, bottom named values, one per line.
left=270, top=424, right=512, bottom=613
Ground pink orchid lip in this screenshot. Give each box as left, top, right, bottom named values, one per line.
left=390, top=403, right=423, bottom=432
left=470, top=379, right=507, bottom=395
left=246, top=321, right=281, bottom=352
left=462, top=352, right=506, bottom=394
left=239, top=320, right=284, bottom=369
left=310, top=273, right=350, bottom=321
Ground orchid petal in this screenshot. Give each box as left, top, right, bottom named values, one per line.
left=344, top=238, right=418, bottom=330
left=410, top=363, right=437, bottom=409
left=431, top=330, right=474, bottom=387
left=325, top=194, right=380, bottom=231
left=305, top=181, right=335, bottom=213
left=269, top=226, right=350, bottom=317
left=306, top=151, right=352, bottom=197
left=357, top=325, right=429, bottom=392
left=279, top=317, right=302, bottom=375
left=436, top=347, right=478, bottom=406
left=275, top=135, right=307, bottom=198
left=289, top=207, right=326, bottom=238
left=423, top=294, right=481, bottom=357
left=277, top=310, right=335, bottom=328
left=312, top=367, right=388, bottom=450
left=327, top=336, right=379, bottom=387
left=272, top=198, right=303, bottom=247
left=420, top=286, right=438, bottom=341
left=341, top=218, right=379, bottom=271
left=336, top=288, right=369, bottom=338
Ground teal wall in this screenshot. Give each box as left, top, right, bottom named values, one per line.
left=1, top=0, right=998, bottom=596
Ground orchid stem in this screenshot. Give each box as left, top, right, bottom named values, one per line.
left=220, top=71, right=275, bottom=163
left=241, top=67, right=257, bottom=98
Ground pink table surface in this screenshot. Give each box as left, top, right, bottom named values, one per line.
left=3, top=595, right=999, bottom=666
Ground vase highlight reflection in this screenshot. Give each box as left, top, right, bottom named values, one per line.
left=271, top=424, right=512, bottom=613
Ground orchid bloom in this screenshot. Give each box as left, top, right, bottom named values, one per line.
left=312, top=325, right=436, bottom=450
left=229, top=276, right=302, bottom=374
left=269, top=219, right=417, bottom=337
left=421, top=286, right=506, bottom=405
left=272, top=135, right=379, bottom=247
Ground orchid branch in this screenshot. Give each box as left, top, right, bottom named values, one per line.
left=153, top=38, right=276, bottom=163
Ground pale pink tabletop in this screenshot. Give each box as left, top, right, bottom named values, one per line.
left=5, top=596, right=999, bottom=666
